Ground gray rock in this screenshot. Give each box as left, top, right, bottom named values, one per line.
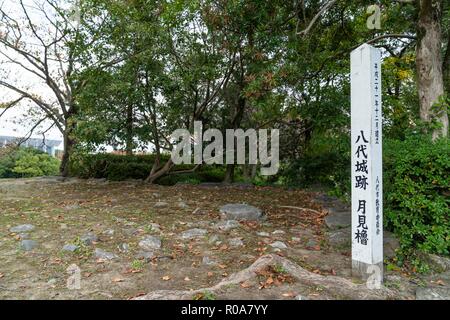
left=270, top=241, right=288, bottom=250
left=94, top=248, right=118, bottom=260
left=178, top=202, right=189, bottom=209
left=102, top=229, right=115, bottom=236
left=306, top=239, right=318, bottom=248
left=147, top=223, right=161, bottom=233
left=62, top=244, right=79, bottom=252
left=295, top=295, right=309, bottom=300
left=80, top=232, right=98, bottom=246
left=118, top=243, right=129, bottom=253
left=20, top=240, right=37, bottom=251
left=139, top=236, right=162, bottom=250
left=257, top=232, right=271, bottom=237
left=214, top=220, right=240, bottom=232
left=18, top=233, right=30, bottom=240
left=154, top=202, right=168, bottom=208
left=416, top=287, right=450, bottom=300
left=208, top=235, right=220, bottom=244
left=384, top=231, right=400, bottom=259
left=136, top=250, right=155, bottom=262
left=181, top=228, right=208, bottom=240
left=324, top=211, right=351, bottom=230
left=219, top=204, right=264, bottom=221
left=202, top=256, right=218, bottom=266
left=123, top=228, right=139, bottom=236
left=10, top=224, right=35, bottom=233
left=272, top=230, right=286, bottom=235
left=425, top=254, right=450, bottom=272
left=228, top=238, right=244, bottom=247
left=64, top=204, right=81, bottom=211
left=328, top=228, right=351, bottom=247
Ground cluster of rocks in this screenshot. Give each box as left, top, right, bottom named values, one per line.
left=9, top=224, right=38, bottom=252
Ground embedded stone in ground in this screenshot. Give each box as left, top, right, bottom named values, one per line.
left=148, top=223, right=161, bottom=233
left=139, top=235, right=162, bottom=250
left=202, top=256, right=218, bottom=266
left=102, top=229, right=115, bottom=236
left=383, top=231, right=400, bottom=259
left=306, top=239, right=319, bottom=248
left=20, top=240, right=37, bottom=251
left=94, top=248, right=118, bottom=260
left=214, top=220, right=240, bottom=232
left=208, top=234, right=220, bottom=245
left=272, top=230, right=286, bottom=235
left=425, top=254, right=450, bottom=272
left=328, top=228, right=351, bottom=247
left=136, top=250, right=155, bottom=262
left=10, top=224, right=35, bottom=233
left=270, top=241, right=288, bottom=250
left=80, top=232, right=98, bottom=245
left=181, top=228, right=208, bottom=240
left=257, top=232, right=270, bottom=237
left=62, top=244, right=79, bottom=252
left=123, top=228, right=139, bottom=236
left=178, top=202, right=189, bottom=209
left=154, top=202, right=168, bottom=208
left=64, top=204, right=81, bottom=211
left=219, top=204, right=264, bottom=221
left=416, top=287, right=450, bottom=300
left=118, top=243, right=129, bottom=253
left=324, top=211, right=351, bottom=230
left=228, top=238, right=244, bottom=247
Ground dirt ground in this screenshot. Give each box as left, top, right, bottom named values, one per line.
left=0, top=177, right=440, bottom=300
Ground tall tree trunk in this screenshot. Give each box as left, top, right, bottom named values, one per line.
left=416, top=0, right=448, bottom=138
left=125, top=104, right=133, bottom=155
left=60, top=119, right=76, bottom=177
left=223, top=92, right=246, bottom=183
left=444, top=35, right=450, bottom=94
left=224, top=164, right=235, bottom=183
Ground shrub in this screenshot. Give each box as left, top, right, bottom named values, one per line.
left=0, top=147, right=60, bottom=178
left=384, top=134, right=449, bottom=257
left=69, top=153, right=169, bottom=180
left=69, top=152, right=226, bottom=184
left=279, top=132, right=351, bottom=198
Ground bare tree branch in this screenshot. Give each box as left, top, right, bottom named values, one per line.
left=297, top=0, right=339, bottom=36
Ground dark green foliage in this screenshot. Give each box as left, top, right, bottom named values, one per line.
left=0, top=147, right=60, bottom=178
left=69, top=153, right=226, bottom=184
left=279, top=132, right=351, bottom=199
left=69, top=153, right=168, bottom=180
left=384, top=135, right=450, bottom=257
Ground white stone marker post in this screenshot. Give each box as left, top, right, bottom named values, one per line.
left=350, top=44, right=383, bottom=282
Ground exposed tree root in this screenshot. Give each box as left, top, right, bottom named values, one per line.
left=133, top=254, right=396, bottom=300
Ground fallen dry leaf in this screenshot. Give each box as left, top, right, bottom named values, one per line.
left=112, top=277, right=125, bottom=283
left=162, top=275, right=171, bottom=281
left=184, top=277, right=191, bottom=281
left=240, top=281, right=252, bottom=288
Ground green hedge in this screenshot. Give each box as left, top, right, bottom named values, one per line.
left=69, top=153, right=225, bottom=184
left=384, top=135, right=450, bottom=257
left=69, top=153, right=168, bottom=180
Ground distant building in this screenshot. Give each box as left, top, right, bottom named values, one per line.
left=0, top=135, right=62, bottom=157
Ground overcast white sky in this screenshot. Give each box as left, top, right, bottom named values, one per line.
left=0, top=0, right=65, bottom=143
